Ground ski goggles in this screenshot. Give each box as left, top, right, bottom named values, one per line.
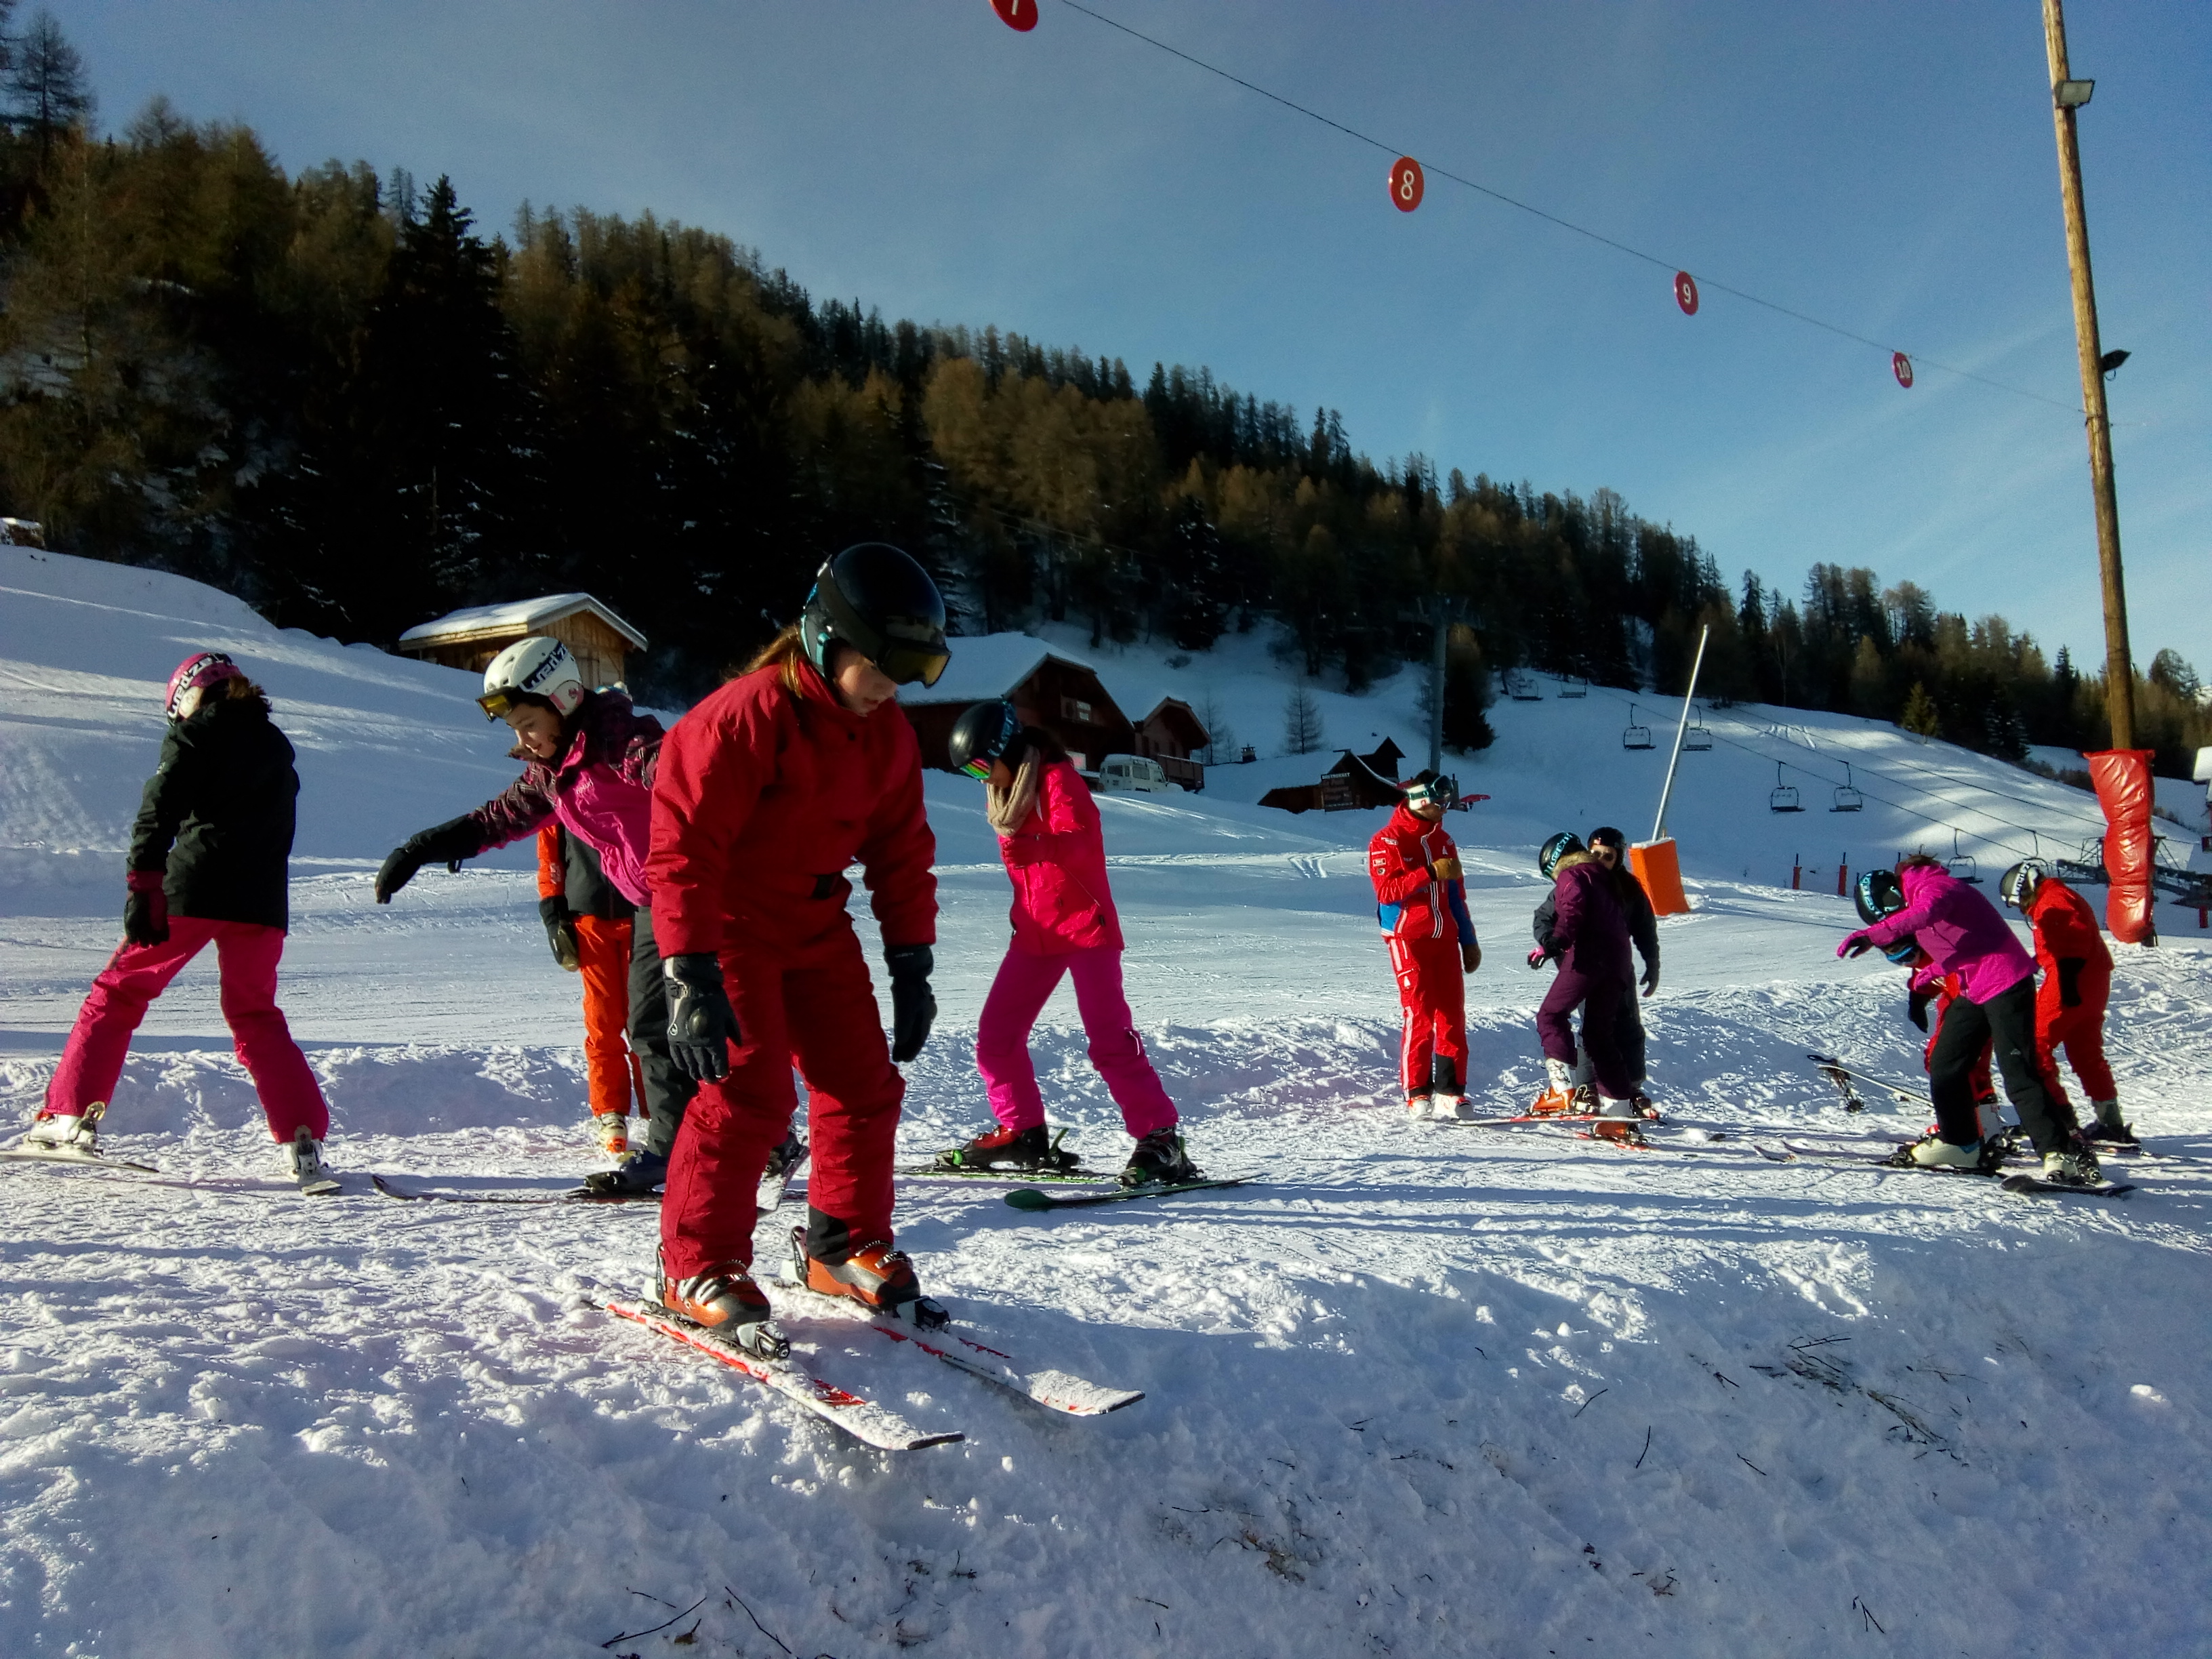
left=476, top=687, right=531, bottom=720
left=1403, top=775, right=1458, bottom=811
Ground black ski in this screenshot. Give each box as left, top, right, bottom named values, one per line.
left=2000, top=1174, right=2136, bottom=1199
left=1004, top=1176, right=1248, bottom=1212
left=371, top=1172, right=657, bottom=1206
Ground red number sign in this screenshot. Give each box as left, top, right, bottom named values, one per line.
left=1674, top=272, right=1698, bottom=315
left=1389, top=157, right=1424, bottom=213
left=1892, top=352, right=1914, bottom=389
left=991, top=0, right=1038, bottom=30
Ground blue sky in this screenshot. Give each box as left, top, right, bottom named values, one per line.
left=60, top=1, right=2211, bottom=677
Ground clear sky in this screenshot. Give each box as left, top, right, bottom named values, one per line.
left=58, top=0, right=2211, bottom=676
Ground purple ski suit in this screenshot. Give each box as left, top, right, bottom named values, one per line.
left=1536, top=855, right=1635, bottom=1100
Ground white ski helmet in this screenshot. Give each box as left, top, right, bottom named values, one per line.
left=478, top=636, right=586, bottom=720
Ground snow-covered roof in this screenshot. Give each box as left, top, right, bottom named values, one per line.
left=899, top=632, right=1099, bottom=707
left=397, top=594, right=648, bottom=651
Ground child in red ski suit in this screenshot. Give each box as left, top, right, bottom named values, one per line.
left=537, top=824, right=644, bottom=1156
left=646, top=544, right=949, bottom=1347
left=1906, top=954, right=2004, bottom=1139
left=28, top=653, right=334, bottom=1187
left=1368, top=772, right=1482, bottom=1118
left=2012, top=868, right=2129, bottom=1143
left=943, top=714, right=1190, bottom=1185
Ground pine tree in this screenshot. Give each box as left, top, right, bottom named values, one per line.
left=1901, top=680, right=1940, bottom=739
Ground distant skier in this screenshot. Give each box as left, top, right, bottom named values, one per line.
left=1368, top=771, right=1483, bottom=1119
left=936, top=699, right=1197, bottom=1185
left=1531, top=825, right=1659, bottom=1113
left=644, top=544, right=946, bottom=1354
left=1527, top=833, right=1639, bottom=1125
left=20, top=653, right=336, bottom=1191
left=1838, top=855, right=2102, bottom=1187
left=537, top=824, right=645, bottom=1158
left=373, top=638, right=683, bottom=1194
left=2000, top=860, right=2132, bottom=1146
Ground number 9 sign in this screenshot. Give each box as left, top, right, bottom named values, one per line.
left=1673, top=272, right=1699, bottom=315
left=1389, top=156, right=1424, bottom=213
left=991, top=0, right=1038, bottom=30
left=1892, top=352, right=1914, bottom=389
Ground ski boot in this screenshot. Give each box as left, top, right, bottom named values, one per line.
left=1589, top=1095, right=1647, bottom=1144
left=1530, top=1057, right=1591, bottom=1117
left=283, top=1126, right=341, bottom=1195
left=935, top=1123, right=1079, bottom=1173
left=790, top=1226, right=947, bottom=1328
left=2080, top=1101, right=2137, bottom=1148
left=1122, top=1128, right=1200, bottom=1187
left=1429, top=1059, right=1466, bottom=1122
left=591, top=1111, right=630, bottom=1160
left=1896, top=1135, right=1982, bottom=1172
left=2039, top=1139, right=2105, bottom=1189
left=582, top=1147, right=668, bottom=1196
left=19, top=1103, right=102, bottom=1155
left=763, top=1131, right=808, bottom=1182
left=1404, top=1091, right=1434, bottom=1122
left=656, top=1246, right=790, bottom=1359
left=1630, top=1090, right=1660, bottom=1120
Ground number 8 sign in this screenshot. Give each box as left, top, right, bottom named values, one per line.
left=1389, top=157, right=1424, bottom=213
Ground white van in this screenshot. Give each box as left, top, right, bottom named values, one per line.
left=1094, top=754, right=1174, bottom=794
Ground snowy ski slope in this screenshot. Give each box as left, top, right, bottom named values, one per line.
left=3, top=548, right=2210, bottom=1658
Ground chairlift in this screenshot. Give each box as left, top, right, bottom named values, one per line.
left=1947, top=830, right=1980, bottom=884
left=1557, top=675, right=1589, bottom=699
left=1504, top=668, right=1541, bottom=702
left=1682, top=703, right=1713, bottom=752
left=1769, top=762, right=1803, bottom=813
left=1830, top=762, right=1864, bottom=813
left=1621, top=703, right=1654, bottom=750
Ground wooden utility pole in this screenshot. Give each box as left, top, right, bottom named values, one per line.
left=2041, top=0, right=2134, bottom=749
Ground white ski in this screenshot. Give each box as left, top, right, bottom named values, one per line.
left=601, top=1299, right=963, bottom=1451
left=770, top=1278, right=1143, bottom=1417
left=0, top=1143, right=161, bottom=1174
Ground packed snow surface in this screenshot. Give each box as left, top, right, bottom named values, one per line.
left=3, top=549, right=2209, bottom=1657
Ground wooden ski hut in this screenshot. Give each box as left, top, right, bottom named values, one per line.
left=396, top=594, right=647, bottom=691
left=898, top=634, right=1134, bottom=776
left=1260, top=741, right=1407, bottom=815
left=1128, top=697, right=1210, bottom=792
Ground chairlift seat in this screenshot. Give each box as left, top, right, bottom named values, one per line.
left=1683, top=724, right=1713, bottom=752
left=1622, top=725, right=1654, bottom=750
left=1769, top=786, right=1803, bottom=813
left=1948, top=855, right=1981, bottom=883
left=1505, top=670, right=1541, bottom=701
left=1559, top=676, right=1589, bottom=699
left=1831, top=787, right=1863, bottom=812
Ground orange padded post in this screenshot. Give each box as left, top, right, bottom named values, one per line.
left=1632, top=838, right=1691, bottom=917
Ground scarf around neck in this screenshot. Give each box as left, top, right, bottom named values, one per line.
left=985, top=756, right=1042, bottom=837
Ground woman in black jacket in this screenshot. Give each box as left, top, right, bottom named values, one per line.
left=21, top=651, right=336, bottom=1191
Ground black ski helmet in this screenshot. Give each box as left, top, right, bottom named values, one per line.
left=1997, top=860, right=2043, bottom=909
left=1538, top=831, right=1585, bottom=879
left=948, top=699, right=1019, bottom=779
left=1853, top=868, right=1904, bottom=925
left=799, top=543, right=949, bottom=687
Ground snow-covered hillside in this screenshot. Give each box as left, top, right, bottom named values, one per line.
left=3, top=551, right=2210, bottom=1658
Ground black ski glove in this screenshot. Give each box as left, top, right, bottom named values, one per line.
left=375, top=815, right=485, bottom=903
left=123, top=869, right=169, bottom=948
left=886, top=944, right=937, bottom=1063
left=664, top=953, right=741, bottom=1082
left=2056, top=958, right=2085, bottom=1008
left=1639, top=960, right=1660, bottom=998
left=1907, top=988, right=1932, bottom=1032
left=1526, top=947, right=1553, bottom=970
left=539, top=895, right=579, bottom=971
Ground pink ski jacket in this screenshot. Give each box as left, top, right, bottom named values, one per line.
left=1848, top=863, right=2034, bottom=1004
left=996, top=760, right=1123, bottom=956
left=468, top=691, right=662, bottom=907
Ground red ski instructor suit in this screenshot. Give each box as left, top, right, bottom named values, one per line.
left=649, top=660, right=937, bottom=1279
left=2024, top=876, right=2116, bottom=1105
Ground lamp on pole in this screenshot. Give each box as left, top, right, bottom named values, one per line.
left=2041, top=0, right=2134, bottom=750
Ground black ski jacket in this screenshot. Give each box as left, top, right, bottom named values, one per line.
left=129, top=696, right=300, bottom=929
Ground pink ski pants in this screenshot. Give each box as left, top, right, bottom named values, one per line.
left=45, top=918, right=329, bottom=1141
left=975, top=944, right=1177, bottom=1137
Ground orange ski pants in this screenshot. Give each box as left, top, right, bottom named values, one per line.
left=575, top=913, right=643, bottom=1118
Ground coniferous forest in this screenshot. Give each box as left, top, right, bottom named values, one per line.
left=0, top=16, right=2204, bottom=773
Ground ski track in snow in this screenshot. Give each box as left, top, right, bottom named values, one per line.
left=4, top=548, right=2212, bottom=1656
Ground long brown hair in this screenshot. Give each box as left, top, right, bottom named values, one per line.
left=1896, top=853, right=1944, bottom=876
left=739, top=623, right=812, bottom=695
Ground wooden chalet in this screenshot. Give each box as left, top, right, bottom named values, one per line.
left=396, top=593, right=647, bottom=691
left=899, top=634, right=1141, bottom=779
left=1260, top=739, right=1406, bottom=815
left=1128, top=696, right=1211, bottom=791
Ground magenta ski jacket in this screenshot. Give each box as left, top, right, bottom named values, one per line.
left=468, top=691, right=663, bottom=907
left=1845, top=863, right=2033, bottom=1004
left=996, top=759, right=1123, bottom=956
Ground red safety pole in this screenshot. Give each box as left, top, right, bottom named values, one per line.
left=1837, top=858, right=1848, bottom=898
left=1792, top=855, right=1802, bottom=891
